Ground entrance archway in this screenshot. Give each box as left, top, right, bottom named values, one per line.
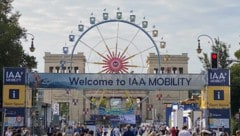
left=32, top=9, right=205, bottom=127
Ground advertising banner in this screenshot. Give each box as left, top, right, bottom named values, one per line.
left=52, top=103, right=60, bottom=115
left=207, top=86, right=230, bottom=108
left=3, top=67, right=26, bottom=85
left=110, top=98, right=122, bottom=109
left=209, top=109, right=230, bottom=118
left=28, top=73, right=206, bottom=90
left=3, top=108, right=25, bottom=127
left=90, top=115, right=136, bottom=125
left=208, top=109, right=230, bottom=134
left=208, top=69, right=230, bottom=86
left=98, top=107, right=134, bottom=115
left=3, top=85, right=26, bottom=107
left=119, top=114, right=136, bottom=124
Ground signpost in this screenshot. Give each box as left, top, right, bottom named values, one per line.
left=2, top=67, right=27, bottom=131
left=203, top=69, right=231, bottom=134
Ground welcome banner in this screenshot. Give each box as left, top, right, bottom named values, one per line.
left=28, top=73, right=206, bottom=90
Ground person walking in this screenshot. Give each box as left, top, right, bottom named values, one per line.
left=47, top=124, right=54, bottom=136
left=123, top=125, right=134, bottom=136
left=178, top=126, right=191, bottom=136
left=113, top=126, right=121, bottom=136
left=65, top=125, right=74, bottom=136
left=170, top=126, right=177, bottom=136
left=5, top=126, right=13, bottom=136
left=176, top=126, right=179, bottom=136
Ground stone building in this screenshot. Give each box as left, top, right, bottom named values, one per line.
left=42, top=51, right=190, bottom=125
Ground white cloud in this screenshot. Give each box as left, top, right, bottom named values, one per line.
left=12, top=0, right=240, bottom=73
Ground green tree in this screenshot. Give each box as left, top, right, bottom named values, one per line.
left=230, top=63, right=240, bottom=113
left=230, top=49, right=240, bottom=133
left=125, top=97, right=133, bottom=110
left=59, top=102, right=69, bottom=119
left=0, top=0, right=37, bottom=70
left=230, top=49, right=240, bottom=115
left=0, top=0, right=37, bottom=122
left=234, top=49, right=240, bottom=60
left=198, top=38, right=230, bottom=69
left=230, top=62, right=240, bottom=132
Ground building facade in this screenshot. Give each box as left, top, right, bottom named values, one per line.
left=41, top=52, right=190, bottom=126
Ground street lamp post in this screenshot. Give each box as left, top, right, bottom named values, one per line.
left=197, top=34, right=218, bottom=69
left=23, top=32, right=36, bottom=132
left=196, top=34, right=214, bottom=54
left=25, top=33, right=35, bottom=52
left=196, top=34, right=215, bottom=131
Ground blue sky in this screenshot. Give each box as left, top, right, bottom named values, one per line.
left=12, top=0, right=240, bottom=73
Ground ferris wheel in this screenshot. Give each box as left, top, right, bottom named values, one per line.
left=66, top=9, right=167, bottom=114
left=68, top=8, right=166, bottom=74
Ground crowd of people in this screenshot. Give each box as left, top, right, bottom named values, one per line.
left=47, top=123, right=94, bottom=136
left=50, top=123, right=230, bottom=136
left=4, top=123, right=240, bottom=136
left=4, top=126, right=30, bottom=136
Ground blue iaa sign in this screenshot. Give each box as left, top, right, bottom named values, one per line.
left=208, top=69, right=230, bottom=86
left=4, top=67, right=26, bottom=85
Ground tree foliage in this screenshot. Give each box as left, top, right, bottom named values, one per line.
left=234, top=49, right=240, bottom=60
left=230, top=61, right=240, bottom=134
left=0, top=0, right=37, bottom=74
left=230, top=63, right=240, bottom=114
left=198, top=53, right=211, bottom=69
left=0, top=0, right=37, bottom=111
left=230, top=49, right=240, bottom=115
left=0, top=0, right=37, bottom=71
left=125, top=97, right=133, bottom=109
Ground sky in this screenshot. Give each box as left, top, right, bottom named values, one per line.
left=12, top=0, right=240, bottom=73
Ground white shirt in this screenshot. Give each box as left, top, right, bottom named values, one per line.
left=178, top=129, right=192, bottom=136
left=113, top=127, right=120, bottom=136
left=5, top=131, right=13, bottom=136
